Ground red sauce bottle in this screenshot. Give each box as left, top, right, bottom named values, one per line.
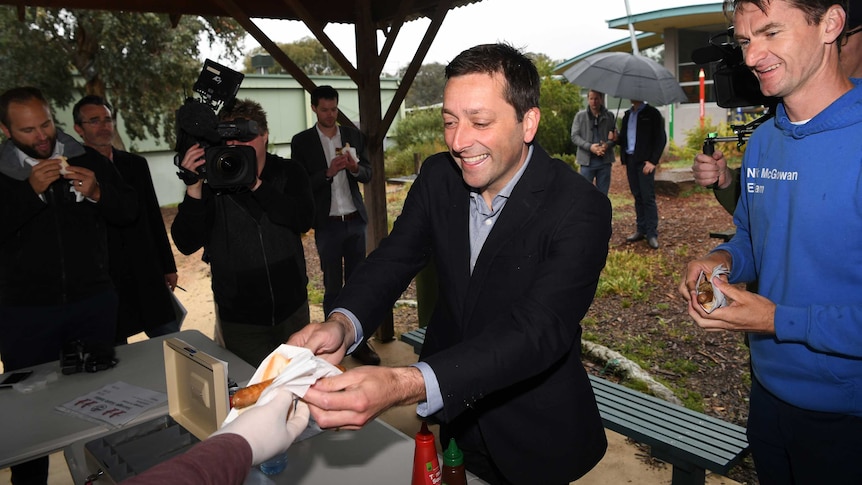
left=412, top=422, right=442, bottom=485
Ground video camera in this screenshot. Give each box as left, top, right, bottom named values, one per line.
left=174, top=60, right=259, bottom=190
left=692, top=27, right=778, bottom=153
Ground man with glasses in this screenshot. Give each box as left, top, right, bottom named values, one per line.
left=73, top=95, right=181, bottom=344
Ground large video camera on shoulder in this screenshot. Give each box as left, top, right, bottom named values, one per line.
left=174, top=60, right=258, bottom=191
left=692, top=27, right=779, bottom=153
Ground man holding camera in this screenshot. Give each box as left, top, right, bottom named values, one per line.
left=171, top=99, right=314, bottom=367
left=72, top=95, right=181, bottom=344
left=0, top=86, right=137, bottom=484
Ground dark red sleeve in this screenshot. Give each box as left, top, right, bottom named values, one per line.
left=121, top=433, right=252, bottom=485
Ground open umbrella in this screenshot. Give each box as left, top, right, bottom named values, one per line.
left=563, top=52, right=687, bottom=106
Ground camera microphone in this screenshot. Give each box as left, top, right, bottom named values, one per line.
left=691, top=44, right=727, bottom=65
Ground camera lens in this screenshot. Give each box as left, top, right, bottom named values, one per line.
left=204, top=145, right=257, bottom=189
left=215, top=152, right=243, bottom=176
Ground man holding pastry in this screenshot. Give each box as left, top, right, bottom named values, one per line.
left=679, top=0, right=862, bottom=482
left=0, top=86, right=137, bottom=484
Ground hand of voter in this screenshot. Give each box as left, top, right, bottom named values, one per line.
left=302, top=365, right=425, bottom=430
left=212, top=386, right=310, bottom=465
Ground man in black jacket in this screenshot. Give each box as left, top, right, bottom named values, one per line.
left=0, top=86, right=137, bottom=485
left=618, top=100, right=667, bottom=250
left=172, top=99, right=314, bottom=367
left=72, top=95, right=181, bottom=343
left=290, top=85, right=379, bottom=365
left=289, top=44, right=611, bottom=485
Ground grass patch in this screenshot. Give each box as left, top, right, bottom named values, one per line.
left=607, top=193, right=633, bottom=221
left=596, top=249, right=663, bottom=300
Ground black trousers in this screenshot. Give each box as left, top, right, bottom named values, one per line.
left=748, top=377, right=862, bottom=484
left=314, top=216, right=366, bottom=315
left=624, top=160, right=658, bottom=238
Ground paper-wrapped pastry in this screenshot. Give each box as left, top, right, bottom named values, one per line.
left=222, top=345, right=342, bottom=424
left=58, top=156, right=70, bottom=175
left=696, top=264, right=730, bottom=313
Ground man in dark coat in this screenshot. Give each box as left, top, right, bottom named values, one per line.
left=290, top=85, right=379, bottom=365
left=289, top=44, right=611, bottom=485
left=72, top=95, right=180, bottom=343
left=0, top=86, right=137, bottom=485
left=618, top=100, right=667, bottom=250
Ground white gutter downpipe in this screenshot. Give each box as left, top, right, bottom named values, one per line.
left=623, top=0, right=640, bottom=55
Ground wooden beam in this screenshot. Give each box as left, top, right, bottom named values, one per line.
left=373, top=0, right=414, bottom=75
left=381, top=0, right=452, bottom=132
left=214, top=0, right=319, bottom=95
left=281, top=0, right=359, bottom=83
left=354, top=0, right=395, bottom=341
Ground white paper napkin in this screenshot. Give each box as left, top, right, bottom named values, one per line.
left=697, top=264, right=731, bottom=314
left=222, top=344, right=341, bottom=426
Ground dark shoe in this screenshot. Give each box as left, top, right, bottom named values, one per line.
left=626, top=233, right=645, bottom=243
left=647, top=236, right=659, bottom=250
left=351, top=340, right=381, bottom=366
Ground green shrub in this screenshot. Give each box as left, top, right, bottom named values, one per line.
left=385, top=109, right=448, bottom=178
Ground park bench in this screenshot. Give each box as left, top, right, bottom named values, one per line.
left=709, top=229, right=736, bottom=242
left=399, top=327, right=749, bottom=485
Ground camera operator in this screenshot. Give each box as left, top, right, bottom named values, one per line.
left=692, top=2, right=862, bottom=214
left=171, top=99, right=314, bottom=367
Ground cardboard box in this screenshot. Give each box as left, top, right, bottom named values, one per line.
left=83, top=338, right=229, bottom=483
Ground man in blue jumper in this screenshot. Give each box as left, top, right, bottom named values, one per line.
left=679, top=0, right=862, bottom=483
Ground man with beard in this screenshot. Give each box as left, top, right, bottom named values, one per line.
left=72, top=95, right=181, bottom=344
left=0, top=86, right=137, bottom=485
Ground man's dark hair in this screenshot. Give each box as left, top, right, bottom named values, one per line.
left=73, top=95, right=113, bottom=125
left=219, top=98, right=268, bottom=133
left=724, top=0, right=848, bottom=29
left=444, top=43, right=540, bottom=122
left=0, top=86, right=49, bottom=127
left=311, top=85, right=339, bottom=106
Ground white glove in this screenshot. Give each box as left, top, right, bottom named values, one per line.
left=212, top=386, right=310, bottom=465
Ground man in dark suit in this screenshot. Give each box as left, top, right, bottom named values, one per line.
left=291, top=85, right=379, bottom=365
left=289, top=44, right=611, bottom=484
left=618, top=99, right=667, bottom=250
left=72, top=95, right=180, bottom=343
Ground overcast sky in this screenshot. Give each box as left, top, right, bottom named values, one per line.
left=203, top=0, right=720, bottom=74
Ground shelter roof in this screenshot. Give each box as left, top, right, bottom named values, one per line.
left=3, top=0, right=481, bottom=27
left=607, top=3, right=727, bottom=34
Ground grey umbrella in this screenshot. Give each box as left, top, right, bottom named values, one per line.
left=563, top=52, right=688, bottom=106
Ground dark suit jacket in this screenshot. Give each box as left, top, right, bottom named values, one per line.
left=335, top=145, right=611, bottom=483
left=618, top=103, right=667, bottom=166
left=107, top=149, right=178, bottom=337
left=290, top=125, right=371, bottom=230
